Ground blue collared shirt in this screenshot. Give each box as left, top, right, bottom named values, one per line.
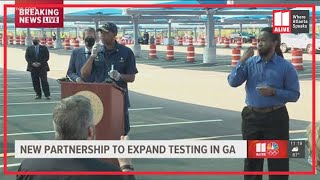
left=227, top=53, right=300, bottom=108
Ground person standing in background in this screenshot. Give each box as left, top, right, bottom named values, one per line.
left=25, top=37, right=51, bottom=100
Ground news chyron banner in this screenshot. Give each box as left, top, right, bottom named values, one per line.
left=15, top=140, right=248, bottom=159
left=15, top=0, right=63, bottom=28
left=14, top=140, right=305, bottom=159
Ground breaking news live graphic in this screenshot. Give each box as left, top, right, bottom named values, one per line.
left=0, top=0, right=319, bottom=179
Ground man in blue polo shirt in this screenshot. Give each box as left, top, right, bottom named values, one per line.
left=228, top=27, right=300, bottom=180
left=81, top=22, right=138, bottom=135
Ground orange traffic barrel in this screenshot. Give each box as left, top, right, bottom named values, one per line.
left=73, top=39, right=80, bottom=48
left=291, top=48, right=303, bottom=70
left=224, top=38, right=230, bottom=48
left=121, top=39, right=126, bottom=45
left=156, top=37, right=161, bottom=45
left=231, top=48, right=241, bottom=66
left=15, top=36, right=20, bottom=45
left=148, top=44, right=157, bottom=59
left=251, top=38, right=257, bottom=49
left=186, top=45, right=195, bottom=62
left=9, top=36, right=13, bottom=45
left=200, top=38, right=205, bottom=46
left=219, top=37, right=225, bottom=44
left=166, top=45, right=174, bottom=60
left=236, top=39, right=242, bottom=48
left=178, top=37, right=183, bottom=46
left=188, top=37, right=193, bottom=46
left=40, top=38, right=46, bottom=46
left=46, top=37, right=53, bottom=48
left=20, top=36, right=25, bottom=45
left=64, top=39, right=71, bottom=50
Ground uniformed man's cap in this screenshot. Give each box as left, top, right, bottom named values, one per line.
left=96, top=22, right=118, bottom=35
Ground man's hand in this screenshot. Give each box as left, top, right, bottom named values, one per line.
left=257, top=86, right=275, bottom=96
left=91, top=43, right=100, bottom=58
left=32, top=62, right=41, bottom=67
left=108, top=70, right=121, bottom=81
left=76, top=77, right=84, bottom=83
left=118, top=135, right=133, bottom=171
left=240, top=47, right=254, bottom=63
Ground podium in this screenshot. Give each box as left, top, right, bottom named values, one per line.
left=59, top=81, right=124, bottom=166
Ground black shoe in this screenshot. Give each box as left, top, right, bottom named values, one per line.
left=46, top=96, right=51, bottom=100
left=35, top=95, right=41, bottom=99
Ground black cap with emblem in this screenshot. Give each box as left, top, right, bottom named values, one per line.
left=96, top=22, right=118, bottom=36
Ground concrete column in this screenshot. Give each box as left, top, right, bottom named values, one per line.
left=95, top=19, right=99, bottom=30
left=54, top=28, right=63, bottom=49
left=75, top=27, right=78, bottom=38
left=193, top=27, right=197, bottom=41
left=41, top=28, right=45, bottom=38
left=168, top=22, right=172, bottom=45
left=131, top=17, right=141, bottom=57
left=154, top=28, right=157, bottom=37
left=203, top=12, right=216, bottom=64
left=267, top=18, right=272, bottom=27
left=25, top=28, right=32, bottom=46
left=14, top=27, right=17, bottom=38
left=240, top=23, right=243, bottom=33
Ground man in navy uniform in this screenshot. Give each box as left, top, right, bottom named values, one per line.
left=67, top=27, right=96, bottom=82
left=81, top=22, right=138, bottom=135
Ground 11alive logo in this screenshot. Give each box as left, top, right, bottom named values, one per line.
left=247, top=140, right=288, bottom=158
left=272, top=10, right=309, bottom=34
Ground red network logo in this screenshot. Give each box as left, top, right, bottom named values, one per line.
left=272, top=10, right=292, bottom=33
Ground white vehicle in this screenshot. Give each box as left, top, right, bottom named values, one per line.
left=280, top=33, right=320, bottom=53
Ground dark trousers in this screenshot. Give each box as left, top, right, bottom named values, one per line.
left=31, top=69, right=50, bottom=97
left=124, top=94, right=130, bottom=136
left=242, top=106, right=289, bottom=180
left=124, top=107, right=130, bottom=135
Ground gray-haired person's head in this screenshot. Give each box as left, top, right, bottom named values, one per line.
left=306, top=122, right=320, bottom=170
left=53, top=95, right=94, bottom=140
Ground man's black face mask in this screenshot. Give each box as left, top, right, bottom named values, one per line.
left=85, top=37, right=95, bottom=48
left=33, top=40, right=39, bottom=45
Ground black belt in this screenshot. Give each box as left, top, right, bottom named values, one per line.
left=248, top=105, right=284, bottom=113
